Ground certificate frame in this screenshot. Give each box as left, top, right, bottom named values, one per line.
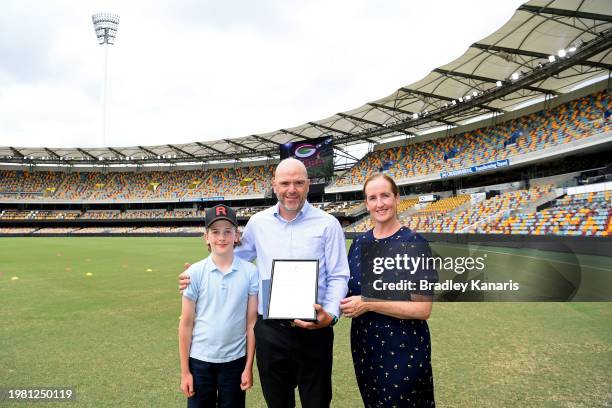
left=266, top=259, right=319, bottom=321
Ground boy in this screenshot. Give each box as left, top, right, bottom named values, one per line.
left=179, top=204, right=258, bottom=408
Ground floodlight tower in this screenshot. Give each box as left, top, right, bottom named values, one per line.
left=92, top=13, right=120, bottom=147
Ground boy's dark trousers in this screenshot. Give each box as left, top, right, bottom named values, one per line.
left=188, top=356, right=246, bottom=408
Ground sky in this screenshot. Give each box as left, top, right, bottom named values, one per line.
left=0, top=0, right=527, bottom=149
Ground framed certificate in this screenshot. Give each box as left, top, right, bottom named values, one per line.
left=266, top=259, right=319, bottom=321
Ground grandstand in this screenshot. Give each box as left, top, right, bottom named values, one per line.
left=1, top=85, right=611, bottom=238
left=400, top=184, right=555, bottom=234
left=1, top=88, right=610, bottom=204
left=483, top=189, right=612, bottom=236
left=332, top=90, right=611, bottom=189
left=0, top=165, right=275, bottom=202
left=339, top=178, right=612, bottom=239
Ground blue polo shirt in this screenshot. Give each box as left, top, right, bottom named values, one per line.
left=183, top=255, right=258, bottom=363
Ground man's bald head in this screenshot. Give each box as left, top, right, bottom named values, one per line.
left=275, top=158, right=308, bottom=179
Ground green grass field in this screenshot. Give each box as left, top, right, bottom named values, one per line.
left=1, top=237, right=611, bottom=407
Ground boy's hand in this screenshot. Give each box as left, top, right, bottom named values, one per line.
left=240, top=369, right=253, bottom=391
left=180, top=372, right=195, bottom=398
left=178, top=263, right=191, bottom=294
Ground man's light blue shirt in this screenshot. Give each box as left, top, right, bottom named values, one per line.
left=183, top=255, right=258, bottom=363
left=235, top=201, right=349, bottom=317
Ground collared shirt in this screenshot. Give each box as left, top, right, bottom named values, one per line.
left=235, top=201, right=349, bottom=316
left=183, top=255, right=258, bottom=363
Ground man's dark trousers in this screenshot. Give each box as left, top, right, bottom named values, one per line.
left=255, top=316, right=334, bottom=408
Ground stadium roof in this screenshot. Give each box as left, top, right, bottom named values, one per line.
left=2, top=0, right=611, bottom=166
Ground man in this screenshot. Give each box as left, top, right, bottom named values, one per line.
left=180, top=158, right=349, bottom=407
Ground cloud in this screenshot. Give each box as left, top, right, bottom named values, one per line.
left=0, top=0, right=525, bottom=148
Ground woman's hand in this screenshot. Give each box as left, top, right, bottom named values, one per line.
left=340, top=296, right=369, bottom=318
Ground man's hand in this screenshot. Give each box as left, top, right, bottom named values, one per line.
left=293, top=304, right=333, bottom=330
left=178, top=263, right=191, bottom=294
left=240, top=369, right=253, bottom=391
left=340, top=296, right=369, bottom=318
left=180, top=372, right=195, bottom=398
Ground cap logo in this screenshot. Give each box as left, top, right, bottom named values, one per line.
left=216, top=206, right=227, bottom=216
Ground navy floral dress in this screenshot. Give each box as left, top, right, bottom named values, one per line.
left=347, top=226, right=436, bottom=407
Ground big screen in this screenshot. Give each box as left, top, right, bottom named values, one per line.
left=279, top=136, right=333, bottom=178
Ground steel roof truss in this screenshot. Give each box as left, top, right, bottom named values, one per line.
left=307, top=122, right=352, bottom=137
left=400, top=88, right=503, bottom=113
left=280, top=129, right=313, bottom=140
left=334, top=146, right=360, bottom=162
left=308, top=121, right=378, bottom=144
left=518, top=5, right=612, bottom=24
left=9, top=147, right=25, bottom=158
left=337, top=113, right=415, bottom=136
left=195, top=142, right=226, bottom=157
left=472, top=43, right=612, bottom=71
left=222, top=139, right=257, bottom=153
left=107, top=147, right=126, bottom=160
left=368, top=103, right=456, bottom=126
left=77, top=148, right=98, bottom=161
left=368, top=103, right=410, bottom=121
left=251, top=135, right=281, bottom=146
left=44, top=148, right=61, bottom=159
left=434, top=68, right=557, bottom=95
left=166, top=144, right=197, bottom=158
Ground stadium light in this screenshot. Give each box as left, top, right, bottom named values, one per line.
left=91, top=13, right=120, bottom=148
left=92, top=13, right=119, bottom=45
left=496, top=80, right=503, bottom=87
left=511, top=72, right=520, bottom=81
left=548, top=55, right=556, bottom=63
left=557, top=49, right=567, bottom=58
left=568, top=46, right=577, bottom=53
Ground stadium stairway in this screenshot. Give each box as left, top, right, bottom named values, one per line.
left=520, top=187, right=565, bottom=214
left=461, top=209, right=512, bottom=234
left=447, top=199, right=473, bottom=217
left=345, top=203, right=366, bottom=217
left=398, top=205, right=418, bottom=219
left=52, top=175, right=72, bottom=199
left=344, top=214, right=372, bottom=233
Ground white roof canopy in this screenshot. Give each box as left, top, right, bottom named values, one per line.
left=2, top=0, right=611, bottom=166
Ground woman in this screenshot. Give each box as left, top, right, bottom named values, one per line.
left=340, top=173, right=436, bottom=407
